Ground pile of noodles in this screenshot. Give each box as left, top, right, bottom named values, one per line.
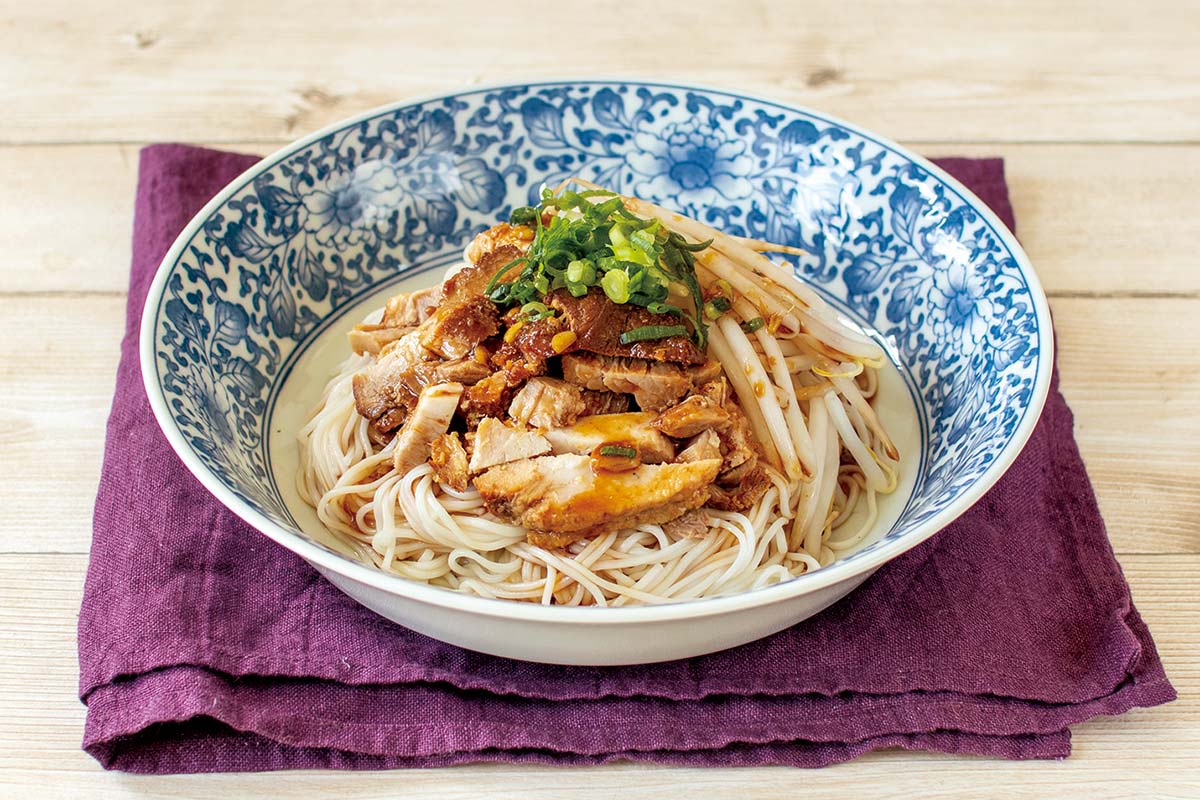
left=297, top=183, right=900, bottom=606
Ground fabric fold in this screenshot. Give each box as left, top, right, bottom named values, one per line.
left=78, top=145, right=1174, bottom=773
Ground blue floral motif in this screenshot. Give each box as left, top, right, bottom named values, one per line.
left=301, top=159, right=404, bottom=250
left=929, top=260, right=996, bottom=351
left=626, top=122, right=754, bottom=209
left=148, top=81, right=1045, bottom=552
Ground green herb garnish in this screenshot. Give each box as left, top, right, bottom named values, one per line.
left=485, top=187, right=713, bottom=348
left=703, top=296, right=731, bottom=320
left=740, top=316, right=766, bottom=333
left=519, top=301, right=556, bottom=323
left=619, top=324, right=688, bottom=344
left=598, top=445, right=638, bottom=458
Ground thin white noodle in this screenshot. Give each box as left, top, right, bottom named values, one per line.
left=296, top=187, right=902, bottom=604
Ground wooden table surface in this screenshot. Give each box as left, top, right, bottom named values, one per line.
left=1, top=1, right=1197, bottom=797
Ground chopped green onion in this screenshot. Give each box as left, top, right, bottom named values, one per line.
left=483, top=256, right=527, bottom=298
left=601, top=270, right=630, bottom=304
left=704, top=297, right=731, bottom=320
left=566, top=259, right=595, bottom=286
left=646, top=301, right=683, bottom=317
left=509, top=206, right=537, bottom=225
left=619, top=324, right=687, bottom=344
left=598, top=445, right=637, bottom=458
left=484, top=187, right=715, bottom=348
left=519, top=301, right=556, bottom=322
left=670, top=233, right=714, bottom=253
left=740, top=317, right=766, bottom=333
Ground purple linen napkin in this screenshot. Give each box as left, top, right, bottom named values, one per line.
left=78, top=144, right=1175, bottom=773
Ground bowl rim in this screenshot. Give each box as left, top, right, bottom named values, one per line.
left=140, top=78, right=1055, bottom=625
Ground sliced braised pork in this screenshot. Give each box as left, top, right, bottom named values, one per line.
left=352, top=332, right=488, bottom=434
left=662, top=510, right=710, bottom=538
left=542, top=412, right=675, bottom=463
left=474, top=454, right=722, bottom=549
left=434, top=358, right=492, bottom=385
left=690, top=360, right=723, bottom=386
left=392, top=382, right=464, bottom=474
left=416, top=245, right=524, bottom=360
left=676, top=429, right=721, bottom=463
left=352, top=332, right=438, bottom=431
left=464, top=222, right=534, bottom=266
left=469, top=417, right=552, bottom=473
left=706, top=400, right=771, bottom=511
left=418, top=294, right=500, bottom=361
left=560, top=353, right=684, bottom=412
left=429, top=432, right=469, bottom=491
left=382, top=284, right=442, bottom=327
left=651, top=395, right=731, bottom=439
left=542, top=288, right=706, bottom=365
left=461, top=371, right=514, bottom=426
left=696, top=376, right=729, bottom=406
left=716, top=400, right=759, bottom=474
left=347, top=284, right=441, bottom=355
left=707, top=464, right=771, bottom=512
left=507, top=377, right=586, bottom=429
left=450, top=242, right=525, bottom=296
left=347, top=324, right=414, bottom=356
left=579, top=389, right=630, bottom=416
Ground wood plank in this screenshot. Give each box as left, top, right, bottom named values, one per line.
left=0, top=296, right=122, bottom=552
left=0, top=145, right=140, bottom=295
left=0, top=295, right=1195, bottom=556
left=1053, top=297, right=1200, bottom=554
left=1, top=1, right=1198, bottom=144
left=946, top=144, right=1200, bottom=296
left=0, top=553, right=1192, bottom=797
left=2, top=143, right=1198, bottom=296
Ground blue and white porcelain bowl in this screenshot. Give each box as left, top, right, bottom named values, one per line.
left=141, top=80, right=1052, bottom=664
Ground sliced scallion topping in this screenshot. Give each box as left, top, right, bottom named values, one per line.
left=509, top=206, right=538, bottom=225
left=598, top=445, right=637, bottom=458
left=619, top=324, right=688, bottom=344
left=704, top=296, right=731, bottom=319
left=740, top=316, right=766, bottom=333
left=483, top=186, right=714, bottom=348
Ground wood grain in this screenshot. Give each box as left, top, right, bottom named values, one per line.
left=3, top=143, right=1198, bottom=296
left=0, top=296, right=120, bottom=553
left=948, top=144, right=1200, bottom=296
left=2, top=1, right=1198, bottom=145
left=0, top=145, right=140, bottom=295
left=1053, top=297, right=1200, bottom=554
left=3, top=0, right=1197, bottom=793
left=0, top=553, right=1192, bottom=798
left=1, top=294, right=1194, bottom=556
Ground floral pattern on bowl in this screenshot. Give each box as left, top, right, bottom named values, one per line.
left=142, top=80, right=1050, bottom=585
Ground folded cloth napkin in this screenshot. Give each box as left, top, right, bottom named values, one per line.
left=78, top=144, right=1175, bottom=773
